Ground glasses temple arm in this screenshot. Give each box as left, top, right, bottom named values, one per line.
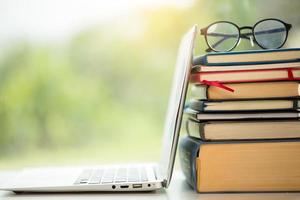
left=205, top=36, right=232, bottom=52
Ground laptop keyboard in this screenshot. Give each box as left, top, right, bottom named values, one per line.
left=74, top=166, right=149, bottom=185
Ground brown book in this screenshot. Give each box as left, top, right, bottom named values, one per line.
left=196, top=141, right=300, bottom=192
left=191, top=81, right=300, bottom=100
left=186, top=119, right=300, bottom=141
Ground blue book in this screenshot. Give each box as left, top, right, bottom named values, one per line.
left=193, top=48, right=300, bottom=66
left=179, top=136, right=300, bottom=192
left=178, top=136, right=199, bottom=190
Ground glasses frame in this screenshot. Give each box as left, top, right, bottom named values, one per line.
left=200, top=18, right=292, bottom=52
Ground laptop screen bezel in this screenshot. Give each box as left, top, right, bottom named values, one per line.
left=158, top=25, right=197, bottom=187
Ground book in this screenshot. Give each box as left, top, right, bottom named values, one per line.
left=179, top=136, right=300, bottom=192
left=191, top=81, right=300, bottom=100
left=193, top=61, right=300, bottom=72
left=193, top=48, right=300, bottom=66
left=185, top=108, right=300, bottom=120
left=185, top=119, right=300, bottom=141
left=187, top=99, right=300, bottom=113
left=190, top=68, right=300, bottom=84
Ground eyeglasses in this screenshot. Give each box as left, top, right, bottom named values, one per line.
left=200, top=18, right=292, bottom=52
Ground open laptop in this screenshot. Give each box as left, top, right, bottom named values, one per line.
left=1, top=25, right=197, bottom=193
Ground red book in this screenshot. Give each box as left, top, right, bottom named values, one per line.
left=190, top=68, right=300, bottom=84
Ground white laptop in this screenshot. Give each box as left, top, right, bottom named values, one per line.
left=0, top=25, right=197, bottom=193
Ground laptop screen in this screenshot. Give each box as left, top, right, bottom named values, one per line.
left=158, top=26, right=197, bottom=187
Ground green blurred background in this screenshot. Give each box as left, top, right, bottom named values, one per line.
left=0, top=0, right=300, bottom=169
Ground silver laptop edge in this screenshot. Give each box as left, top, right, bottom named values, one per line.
left=0, top=25, right=197, bottom=192
left=158, top=25, right=197, bottom=187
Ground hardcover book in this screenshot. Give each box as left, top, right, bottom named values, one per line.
left=193, top=61, right=300, bottom=72
left=193, top=48, right=300, bottom=66
left=187, top=99, right=300, bottom=113
left=190, top=68, right=300, bottom=84
left=179, top=136, right=300, bottom=192
left=185, top=108, right=300, bottom=120
left=191, top=81, right=300, bottom=100
left=185, top=118, right=300, bottom=141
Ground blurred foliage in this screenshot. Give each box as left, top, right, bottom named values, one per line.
left=0, top=0, right=300, bottom=168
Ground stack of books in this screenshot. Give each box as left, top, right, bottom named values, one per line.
left=179, top=48, right=300, bottom=192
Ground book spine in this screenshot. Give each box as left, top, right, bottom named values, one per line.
left=188, top=100, right=206, bottom=112
left=179, top=136, right=202, bottom=191
left=190, top=85, right=208, bottom=100
left=186, top=118, right=206, bottom=140
left=184, top=108, right=198, bottom=119
left=193, top=55, right=207, bottom=66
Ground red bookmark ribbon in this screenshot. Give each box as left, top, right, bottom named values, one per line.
left=201, top=80, right=235, bottom=92
left=287, top=68, right=294, bottom=80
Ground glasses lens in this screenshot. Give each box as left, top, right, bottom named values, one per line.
left=206, top=22, right=239, bottom=52
left=254, top=19, right=287, bottom=49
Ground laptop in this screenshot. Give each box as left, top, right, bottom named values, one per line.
left=0, top=25, right=197, bottom=193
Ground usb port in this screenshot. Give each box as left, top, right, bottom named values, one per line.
left=132, top=184, right=142, bottom=188
left=120, top=185, right=129, bottom=188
